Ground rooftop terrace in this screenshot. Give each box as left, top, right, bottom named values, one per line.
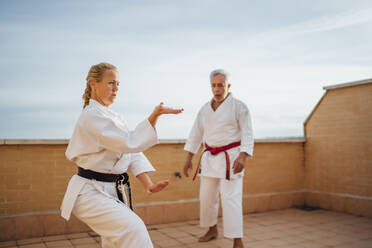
left=1, top=80, right=371, bottom=246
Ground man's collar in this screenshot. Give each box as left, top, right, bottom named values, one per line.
left=211, top=92, right=233, bottom=104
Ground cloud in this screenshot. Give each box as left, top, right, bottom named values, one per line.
left=295, top=7, right=372, bottom=34
left=224, top=7, right=372, bottom=51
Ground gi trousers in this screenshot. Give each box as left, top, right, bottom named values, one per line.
left=199, top=176, right=243, bottom=238
left=72, top=181, right=153, bottom=248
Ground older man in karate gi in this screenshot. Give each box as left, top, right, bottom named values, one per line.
left=183, top=69, right=253, bottom=248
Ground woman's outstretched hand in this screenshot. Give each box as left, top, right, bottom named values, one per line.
left=148, top=102, right=183, bottom=128
left=154, top=102, right=184, bottom=115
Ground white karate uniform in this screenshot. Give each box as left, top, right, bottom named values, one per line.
left=184, top=93, right=253, bottom=238
left=61, top=99, right=157, bottom=248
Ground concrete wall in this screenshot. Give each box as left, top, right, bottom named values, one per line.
left=0, top=139, right=305, bottom=240
left=304, top=83, right=372, bottom=217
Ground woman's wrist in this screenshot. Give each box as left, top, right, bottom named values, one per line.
left=148, top=111, right=160, bottom=128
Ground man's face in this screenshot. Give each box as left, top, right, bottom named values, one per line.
left=211, top=74, right=230, bottom=103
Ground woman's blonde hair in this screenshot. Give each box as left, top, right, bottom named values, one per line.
left=83, top=62, right=118, bottom=108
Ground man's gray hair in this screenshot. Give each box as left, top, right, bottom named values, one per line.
left=210, top=69, right=228, bottom=81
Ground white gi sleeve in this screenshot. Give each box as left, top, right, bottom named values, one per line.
left=83, top=111, right=158, bottom=154
left=237, top=103, right=254, bottom=156
left=128, top=152, right=155, bottom=177
left=184, top=108, right=204, bottom=154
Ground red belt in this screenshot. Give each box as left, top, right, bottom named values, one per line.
left=193, top=141, right=241, bottom=181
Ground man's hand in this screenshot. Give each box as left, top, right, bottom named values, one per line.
left=183, top=152, right=195, bottom=177
left=233, top=152, right=248, bottom=174
left=183, top=159, right=193, bottom=177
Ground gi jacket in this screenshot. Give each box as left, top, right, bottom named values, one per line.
left=184, top=94, right=254, bottom=179
left=61, top=99, right=158, bottom=220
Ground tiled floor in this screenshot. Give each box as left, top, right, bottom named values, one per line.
left=1, top=208, right=372, bottom=248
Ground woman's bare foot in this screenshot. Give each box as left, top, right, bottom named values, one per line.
left=147, top=180, right=169, bottom=195
left=199, top=225, right=218, bottom=242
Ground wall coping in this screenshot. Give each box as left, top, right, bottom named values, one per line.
left=304, top=77, right=372, bottom=128
left=323, top=78, right=372, bottom=90
left=0, top=137, right=305, bottom=145
left=255, top=137, right=305, bottom=143
left=303, top=91, right=327, bottom=127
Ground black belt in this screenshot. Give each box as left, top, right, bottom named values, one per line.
left=77, top=167, right=133, bottom=210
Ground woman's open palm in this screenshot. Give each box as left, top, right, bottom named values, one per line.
left=156, top=102, right=183, bottom=115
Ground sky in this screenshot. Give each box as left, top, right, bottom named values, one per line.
left=0, top=0, right=371, bottom=140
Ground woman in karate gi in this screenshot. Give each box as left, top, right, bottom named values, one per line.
left=61, top=62, right=183, bottom=248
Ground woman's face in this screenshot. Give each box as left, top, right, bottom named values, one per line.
left=91, top=69, right=119, bottom=107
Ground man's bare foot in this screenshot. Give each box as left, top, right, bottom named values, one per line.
left=199, top=225, right=218, bottom=242
left=233, top=238, right=244, bottom=248
left=147, top=180, right=169, bottom=195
